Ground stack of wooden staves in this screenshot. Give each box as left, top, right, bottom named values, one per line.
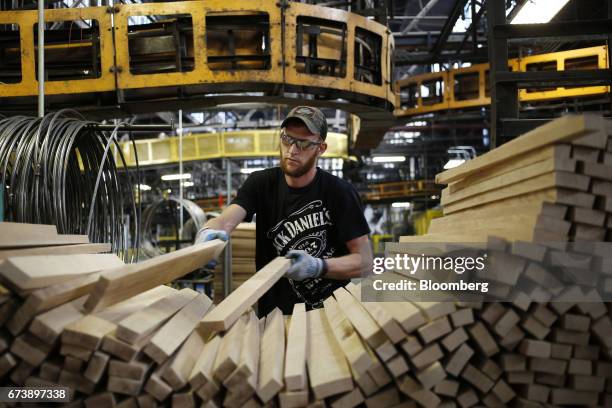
left=213, top=223, right=256, bottom=303
left=390, top=113, right=612, bottom=406
left=423, top=113, right=612, bottom=242
left=1, top=223, right=436, bottom=408
left=1, top=114, right=612, bottom=408
left=0, top=222, right=607, bottom=408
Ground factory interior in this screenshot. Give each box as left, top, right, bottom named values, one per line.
left=1, top=0, right=612, bottom=406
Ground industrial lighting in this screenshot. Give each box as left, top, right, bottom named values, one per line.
left=392, top=202, right=412, bottom=208
left=240, top=167, right=265, bottom=174
left=372, top=156, right=406, bottom=163
left=161, top=173, right=191, bottom=181
left=182, top=181, right=194, bottom=187
left=443, top=159, right=466, bottom=169
left=137, top=184, right=151, bottom=191
left=511, top=0, right=570, bottom=24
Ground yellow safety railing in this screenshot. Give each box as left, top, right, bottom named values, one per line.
left=113, top=129, right=348, bottom=167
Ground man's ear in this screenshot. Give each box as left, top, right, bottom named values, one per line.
left=319, top=142, right=328, bottom=156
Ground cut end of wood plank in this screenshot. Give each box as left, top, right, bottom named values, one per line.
left=82, top=277, right=112, bottom=313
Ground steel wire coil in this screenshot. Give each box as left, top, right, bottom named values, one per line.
left=140, top=197, right=207, bottom=259
left=0, top=111, right=141, bottom=262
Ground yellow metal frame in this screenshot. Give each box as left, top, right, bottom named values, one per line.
left=448, top=63, right=489, bottom=109
left=113, top=0, right=284, bottom=89
left=0, top=7, right=115, bottom=97
left=0, top=1, right=394, bottom=107
left=114, top=129, right=349, bottom=167
left=283, top=2, right=394, bottom=106
left=399, top=71, right=449, bottom=115
left=517, top=46, right=610, bottom=101
left=395, top=45, right=610, bottom=117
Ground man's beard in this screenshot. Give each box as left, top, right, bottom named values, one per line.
left=280, top=152, right=317, bottom=178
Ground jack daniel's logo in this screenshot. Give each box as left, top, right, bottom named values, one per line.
left=266, top=200, right=333, bottom=256
left=266, top=199, right=337, bottom=307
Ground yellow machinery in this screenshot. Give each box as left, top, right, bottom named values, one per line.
left=0, top=1, right=395, bottom=149
left=395, top=45, right=610, bottom=117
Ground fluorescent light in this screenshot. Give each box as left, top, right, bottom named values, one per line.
left=240, top=167, right=265, bottom=174
left=444, top=159, right=465, bottom=169
left=511, top=0, right=570, bottom=24
left=392, top=202, right=412, bottom=208
left=161, top=173, right=191, bottom=181
left=372, top=156, right=405, bottom=163
left=182, top=181, right=194, bottom=187
left=137, top=184, right=151, bottom=191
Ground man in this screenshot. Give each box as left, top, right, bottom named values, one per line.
left=196, top=106, right=373, bottom=316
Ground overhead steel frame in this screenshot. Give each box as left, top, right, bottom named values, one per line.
left=486, top=0, right=516, bottom=149
left=0, top=1, right=396, bottom=149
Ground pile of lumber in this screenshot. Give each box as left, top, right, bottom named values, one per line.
left=379, top=113, right=612, bottom=406
left=213, top=223, right=256, bottom=302
left=421, top=113, right=612, bottom=243
left=0, top=221, right=228, bottom=406
left=2, top=213, right=612, bottom=406
left=1, top=114, right=612, bottom=407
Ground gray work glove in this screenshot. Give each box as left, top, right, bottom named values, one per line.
left=285, top=250, right=324, bottom=281
left=195, top=228, right=228, bottom=269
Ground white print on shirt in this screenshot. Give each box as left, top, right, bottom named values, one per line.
left=265, top=200, right=337, bottom=307
left=266, top=200, right=333, bottom=257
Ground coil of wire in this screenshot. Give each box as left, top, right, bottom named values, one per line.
left=140, top=197, right=207, bottom=259
left=0, top=110, right=140, bottom=262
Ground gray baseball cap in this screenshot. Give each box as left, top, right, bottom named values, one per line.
left=281, top=106, right=328, bottom=140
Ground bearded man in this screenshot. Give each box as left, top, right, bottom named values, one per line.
left=196, top=106, right=372, bottom=315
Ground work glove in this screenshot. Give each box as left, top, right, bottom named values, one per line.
left=195, top=228, right=228, bottom=244
left=195, top=228, right=228, bottom=269
left=285, top=250, right=324, bottom=281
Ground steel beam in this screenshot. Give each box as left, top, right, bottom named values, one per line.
left=430, top=0, right=469, bottom=59
left=486, top=0, right=517, bottom=149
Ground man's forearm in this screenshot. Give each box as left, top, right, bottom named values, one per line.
left=324, top=253, right=371, bottom=280
left=201, top=204, right=247, bottom=235
left=203, top=218, right=229, bottom=233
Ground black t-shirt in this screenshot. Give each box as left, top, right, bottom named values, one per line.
left=232, top=167, right=370, bottom=316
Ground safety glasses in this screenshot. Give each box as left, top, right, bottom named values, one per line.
left=280, top=129, right=323, bottom=151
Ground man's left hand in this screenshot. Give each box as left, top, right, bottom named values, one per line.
left=285, top=250, right=324, bottom=281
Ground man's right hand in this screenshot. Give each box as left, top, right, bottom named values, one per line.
left=195, top=228, right=228, bottom=269
left=195, top=228, right=228, bottom=244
